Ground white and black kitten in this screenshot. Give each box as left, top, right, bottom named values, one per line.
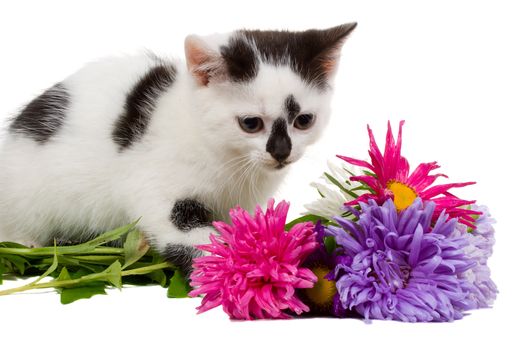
left=0, top=23, right=356, bottom=273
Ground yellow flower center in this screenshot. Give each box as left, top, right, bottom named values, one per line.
left=304, top=266, right=336, bottom=308
left=387, top=181, right=417, bottom=211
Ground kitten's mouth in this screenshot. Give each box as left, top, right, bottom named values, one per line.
left=260, top=159, right=292, bottom=171
left=274, top=161, right=291, bottom=170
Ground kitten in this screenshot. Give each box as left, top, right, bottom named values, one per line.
left=0, top=23, right=356, bottom=274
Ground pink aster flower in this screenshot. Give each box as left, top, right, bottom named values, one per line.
left=337, top=121, right=480, bottom=227
left=189, top=199, right=318, bottom=320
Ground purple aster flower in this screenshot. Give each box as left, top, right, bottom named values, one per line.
left=470, top=205, right=496, bottom=259
left=453, top=205, right=498, bottom=308
left=326, top=198, right=478, bottom=322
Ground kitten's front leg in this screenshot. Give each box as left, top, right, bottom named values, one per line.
left=162, top=225, right=214, bottom=276
left=131, top=197, right=215, bottom=276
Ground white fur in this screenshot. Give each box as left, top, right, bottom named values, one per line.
left=0, top=33, right=335, bottom=253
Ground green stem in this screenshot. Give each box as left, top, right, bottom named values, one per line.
left=0, top=271, right=105, bottom=296
left=0, top=246, right=125, bottom=256
left=122, top=262, right=172, bottom=276
left=0, top=262, right=172, bottom=296
left=38, top=255, right=125, bottom=265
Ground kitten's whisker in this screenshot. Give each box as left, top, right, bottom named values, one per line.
left=238, top=158, right=259, bottom=208
left=225, top=157, right=251, bottom=208
left=249, top=161, right=262, bottom=203
left=216, top=156, right=251, bottom=212
left=213, top=155, right=251, bottom=179
left=193, top=153, right=251, bottom=218
left=246, top=160, right=258, bottom=205
left=235, top=160, right=253, bottom=207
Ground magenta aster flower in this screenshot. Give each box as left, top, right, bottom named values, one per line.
left=189, top=199, right=318, bottom=320
left=327, top=198, right=478, bottom=322
left=337, top=121, right=480, bottom=227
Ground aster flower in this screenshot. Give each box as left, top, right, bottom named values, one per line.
left=304, top=160, right=366, bottom=220
left=453, top=205, right=498, bottom=308
left=327, top=198, right=478, bottom=322
left=337, top=121, right=480, bottom=227
left=189, top=199, right=318, bottom=320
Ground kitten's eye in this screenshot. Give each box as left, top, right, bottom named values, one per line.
left=293, top=114, right=316, bottom=130
left=238, top=116, right=264, bottom=133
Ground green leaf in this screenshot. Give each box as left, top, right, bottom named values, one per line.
left=167, top=270, right=191, bottom=298
left=0, top=259, right=4, bottom=285
left=57, top=256, right=81, bottom=266
left=1, top=255, right=30, bottom=275
left=40, top=255, right=81, bottom=268
left=104, top=261, right=122, bottom=289
left=363, top=170, right=377, bottom=178
left=285, top=214, right=326, bottom=231
left=78, top=264, right=107, bottom=274
left=72, top=255, right=123, bottom=265
left=122, top=229, right=149, bottom=269
left=56, top=262, right=108, bottom=304
left=57, top=267, right=71, bottom=281
left=350, top=185, right=369, bottom=191
left=0, top=220, right=182, bottom=300
left=77, top=221, right=138, bottom=248
left=68, top=267, right=99, bottom=278
left=60, top=283, right=107, bottom=305
left=0, top=242, right=29, bottom=249
left=147, top=269, right=167, bottom=287
left=323, top=236, right=337, bottom=254
left=150, top=251, right=165, bottom=264
left=324, top=172, right=358, bottom=198
left=30, top=243, right=59, bottom=285
left=343, top=168, right=356, bottom=176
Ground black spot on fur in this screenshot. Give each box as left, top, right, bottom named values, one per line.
left=10, top=83, right=70, bottom=143
left=266, top=118, right=291, bottom=163
left=112, top=63, right=177, bottom=150
left=220, top=36, right=258, bottom=82
left=236, top=23, right=357, bottom=88
left=163, top=244, right=202, bottom=277
left=284, top=94, right=300, bottom=123
left=171, top=199, right=212, bottom=231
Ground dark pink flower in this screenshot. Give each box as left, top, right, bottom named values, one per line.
left=338, top=121, right=480, bottom=227
left=189, top=199, right=318, bottom=320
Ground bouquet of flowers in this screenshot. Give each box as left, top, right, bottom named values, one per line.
left=189, top=121, right=497, bottom=322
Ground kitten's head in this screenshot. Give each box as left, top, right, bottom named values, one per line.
left=185, top=24, right=356, bottom=172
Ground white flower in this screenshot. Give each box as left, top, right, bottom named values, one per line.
left=303, top=160, right=366, bottom=220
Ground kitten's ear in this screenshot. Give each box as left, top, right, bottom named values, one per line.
left=185, top=35, right=226, bottom=86
left=313, top=22, right=357, bottom=77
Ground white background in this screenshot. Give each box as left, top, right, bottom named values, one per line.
left=1, top=0, right=524, bottom=349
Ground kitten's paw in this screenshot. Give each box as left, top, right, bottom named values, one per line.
left=162, top=226, right=216, bottom=276
left=163, top=244, right=202, bottom=277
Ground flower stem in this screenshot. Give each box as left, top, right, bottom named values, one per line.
left=0, top=246, right=125, bottom=256
left=121, top=262, right=172, bottom=276
left=0, top=262, right=172, bottom=296
left=38, top=255, right=125, bottom=265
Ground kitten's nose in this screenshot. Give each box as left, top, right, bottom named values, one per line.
left=266, top=118, right=292, bottom=164
left=269, top=138, right=291, bottom=163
